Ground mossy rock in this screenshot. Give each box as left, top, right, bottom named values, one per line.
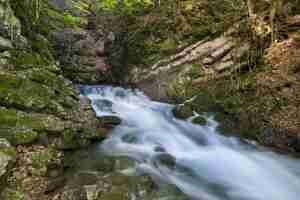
left=100, top=190, right=129, bottom=200
left=0, top=189, right=25, bottom=200
left=53, top=129, right=91, bottom=150
left=30, top=148, right=54, bottom=176
left=0, top=107, right=46, bottom=145
left=191, top=115, right=207, bottom=125
left=0, top=72, right=67, bottom=115
left=0, top=107, right=67, bottom=145
left=0, top=139, right=16, bottom=191
left=173, top=104, right=194, bottom=119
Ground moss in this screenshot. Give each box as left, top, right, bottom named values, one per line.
left=192, top=115, right=207, bottom=125
left=61, top=130, right=78, bottom=149
left=159, top=38, right=178, bottom=53
left=10, top=50, right=53, bottom=70
left=1, top=189, right=25, bottom=200
left=0, top=72, right=66, bottom=114
left=30, top=148, right=53, bottom=176
left=12, top=130, right=39, bottom=145
left=0, top=147, right=17, bottom=158
left=100, top=191, right=129, bottom=200
left=173, top=104, right=194, bottom=119
left=0, top=107, right=46, bottom=145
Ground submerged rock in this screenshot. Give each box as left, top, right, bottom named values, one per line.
left=154, top=153, right=176, bottom=170
left=121, top=134, right=138, bottom=144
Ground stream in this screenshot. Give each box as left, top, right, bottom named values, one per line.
left=80, top=85, right=300, bottom=200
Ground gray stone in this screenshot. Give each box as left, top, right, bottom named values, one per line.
left=0, top=36, right=12, bottom=50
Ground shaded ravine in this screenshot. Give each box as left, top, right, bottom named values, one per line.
left=81, top=85, right=300, bottom=200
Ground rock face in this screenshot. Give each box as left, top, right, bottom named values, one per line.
left=0, top=0, right=115, bottom=150
left=131, top=33, right=249, bottom=100
left=51, top=26, right=114, bottom=84
left=0, top=1, right=127, bottom=199
left=0, top=139, right=15, bottom=191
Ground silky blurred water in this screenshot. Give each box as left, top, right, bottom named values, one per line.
left=81, top=85, right=300, bottom=200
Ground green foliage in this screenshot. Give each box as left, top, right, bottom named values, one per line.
left=99, top=0, right=153, bottom=13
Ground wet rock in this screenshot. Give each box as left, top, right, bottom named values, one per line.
left=192, top=115, right=207, bottom=125
left=113, top=156, right=135, bottom=171
left=154, top=146, right=166, bottom=153
left=121, top=134, right=138, bottom=144
left=154, top=153, right=176, bottom=169
left=98, top=116, right=122, bottom=127
left=173, top=104, right=194, bottom=119
left=93, top=99, right=113, bottom=113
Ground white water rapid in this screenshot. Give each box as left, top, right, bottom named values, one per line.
left=81, top=85, right=300, bottom=200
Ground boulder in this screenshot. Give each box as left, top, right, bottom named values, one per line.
left=98, top=116, right=122, bottom=127
left=191, top=115, right=207, bottom=125
left=0, top=36, right=12, bottom=50
left=173, top=104, right=194, bottom=119
left=154, top=153, right=176, bottom=170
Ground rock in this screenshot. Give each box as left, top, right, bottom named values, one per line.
left=72, top=171, right=100, bottom=186
left=191, top=115, right=207, bottom=125
left=0, top=2, right=22, bottom=39
left=0, top=36, right=13, bottom=50
left=154, top=146, right=166, bottom=153
left=0, top=188, right=25, bottom=200
left=173, top=104, right=194, bottom=119
left=93, top=99, right=113, bottom=113
left=46, top=176, right=66, bottom=193
left=98, top=116, right=122, bottom=127
left=84, top=185, right=99, bottom=200
left=0, top=138, right=11, bottom=149
left=59, top=187, right=88, bottom=200
left=0, top=139, right=15, bottom=191
left=121, top=134, right=138, bottom=144
left=0, top=51, right=11, bottom=66
left=154, top=153, right=176, bottom=169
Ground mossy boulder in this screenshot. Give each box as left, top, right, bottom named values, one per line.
left=191, top=115, right=208, bottom=125
left=173, top=104, right=194, bottom=119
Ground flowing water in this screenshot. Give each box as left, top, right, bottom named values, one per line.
left=81, top=85, right=300, bottom=200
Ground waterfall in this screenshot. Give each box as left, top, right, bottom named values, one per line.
left=81, top=85, right=300, bottom=200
